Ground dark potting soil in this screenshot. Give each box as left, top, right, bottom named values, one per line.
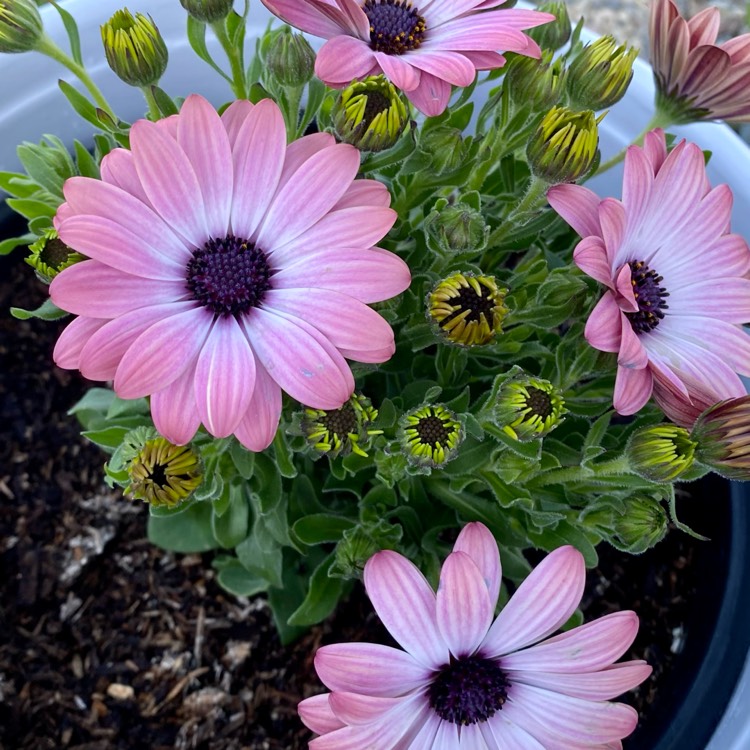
left=0, top=220, right=733, bottom=750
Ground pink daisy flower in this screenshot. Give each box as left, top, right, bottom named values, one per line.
left=299, top=522, right=651, bottom=748
left=547, top=129, right=750, bottom=423
left=260, top=0, right=554, bottom=116
left=50, top=95, right=410, bottom=451
left=650, top=0, right=750, bottom=123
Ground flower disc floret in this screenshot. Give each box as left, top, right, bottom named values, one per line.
left=50, top=95, right=410, bottom=452
left=400, top=403, right=462, bottom=468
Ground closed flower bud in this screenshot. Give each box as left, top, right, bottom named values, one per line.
left=399, top=404, right=463, bottom=469
left=614, top=495, right=668, bottom=553
left=626, top=425, right=697, bottom=483
left=302, top=393, right=382, bottom=459
left=526, top=1, right=571, bottom=51
left=427, top=272, right=508, bottom=347
left=26, top=229, right=85, bottom=283
left=179, top=0, right=234, bottom=23
left=420, top=125, right=467, bottom=175
left=527, top=106, right=602, bottom=184
left=331, top=521, right=401, bottom=578
left=101, top=9, right=168, bottom=87
left=494, top=373, right=566, bottom=441
left=691, top=397, right=750, bottom=480
left=567, top=35, right=637, bottom=111
left=424, top=199, right=489, bottom=256
left=333, top=75, right=408, bottom=152
left=0, top=0, right=43, bottom=54
left=505, top=53, right=566, bottom=112
left=263, top=27, right=315, bottom=88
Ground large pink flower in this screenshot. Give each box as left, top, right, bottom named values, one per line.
left=260, top=0, right=554, bottom=116
left=50, top=95, right=410, bottom=451
left=650, top=0, right=750, bottom=123
left=547, top=129, right=750, bottom=424
left=299, top=522, right=651, bottom=748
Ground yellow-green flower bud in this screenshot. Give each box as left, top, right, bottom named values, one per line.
left=332, top=525, right=383, bottom=578
left=504, top=53, right=566, bottom=112
left=527, top=1, right=571, bottom=51
left=428, top=273, right=508, bottom=347
left=179, top=0, right=234, bottom=23
left=123, top=430, right=203, bottom=508
left=263, top=27, right=315, bottom=88
left=567, top=35, right=637, bottom=111
left=399, top=404, right=463, bottom=469
left=101, top=9, right=168, bottom=88
left=691, top=397, right=750, bottom=480
left=626, top=425, right=697, bottom=483
left=494, top=373, right=566, bottom=441
left=25, top=229, right=85, bottom=283
left=0, top=0, right=43, bottom=54
left=527, top=106, right=602, bottom=184
left=614, top=495, right=668, bottom=553
left=333, top=76, right=408, bottom=153
left=419, top=125, right=467, bottom=175
left=302, top=393, right=382, bottom=459
left=424, top=199, right=489, bottom=257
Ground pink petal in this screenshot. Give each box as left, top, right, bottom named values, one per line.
left=598, top=199, right=627, bottom=265
left=481, top=546, right=585, bottom=659
left=421, top=0, right=485, bottom=26
left=510, top=661, right=652, bottom=701
left=482, top=714, right=547, bottom=749
left=99, top=148, right=151, bottom=206
left=272, top=247, right=411, bottom=304
left=194, top=316, right=256, bottom=438
left=50, top=260, right=186, bottom=318
left=263, top=288, right=395, bottom=359
left=298, top=694, right=344, bottom=735
left=461, top=50, right=506, bottom=70
left=547, top=183, right=602, bottom=238
left=613, top=365, right=653, bottom=415
left=617, top=315, right=648, bottom=370
left=233, top=359, right=282, bottom=451
left=328, top=692, right=402, bottom=725
left=314, top=642, right=432, bottom=696
left=404, top=714, right=442, bottom=749
left=375, top=51, right=421, bottom=91
left=332, top=178, right=392, bottom=210
left=277, top=132, right=336, bottom=196
left=642, top=129, right=668, bottom=173
left=242, top=307, right=353, bottom=410
left=405, top=50, right=477, bottom=86
left=150, top=361, right=202, bottom=445
left=453, top=522, right=502, bottom=609
left=437, top=551, right=494, bottom=658
left=664, top=278, right=750, bottom=322
left=573, top=236, right=614, bottom=287
left=614, top=263, right=638, bottom=312
left=621, top=145, right=655, bottom=225
left=687, top=6, right=720, bottom=46
left=501, top=611, right=639, bottom=673
left=315, top=36, right=377, bottom=86
left=364, top=550, right=450, bottom=668
left=114, top=307, right=213, bottom=398
left=130, top=119, right=209, bottom=247
left=584, top=293, right=622, bottom=353
left=177, top=95, right=233, bottom=238
left=665, top=316, right=750, bottom=376
left=338, top=343, right=396, bottom=365
left=53, top=316, right=108, bottom=370
left=259, top=0, right=350, bottom=38
left=405, top=72, right=452, bottom=116
left=426, top=15, right=538, bottom=53
left=230, top=99, right=287, bottom=241
left=220, top=99, right=254, bottom=147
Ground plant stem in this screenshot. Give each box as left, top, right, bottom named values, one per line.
left=487, top=175, right=548, bottom=246
left=531, top=454, right=631, bottom=487
left=210, top=20, right=247, bottom=99
left=35, top=34, right=117, bottom=120
left=595, top=109, right=675, bottom=175
left=140, top=85, right=162, bottom=121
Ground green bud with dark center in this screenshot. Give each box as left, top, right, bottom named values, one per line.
left=494, top=373, right=566, bottom=441
left=0, top=0, right=43, bottom=54
left=526, top=1, right=571, bottom=51
left=613, top=495, right=668, bottom=554
left=101, top=9, right=168, bottom=87
left=424, top=199, right=489, bottom=257
left=179, top=0, right=234, bottom=23
left=26, top=229, right=85, bottom=283
left=567, top=35, right=637, bottom=111
left=691, top=397, right=750, bottom=480
left=626, top=425, right=697, bottom=483
left=400, top=404, right=463, bottom=469
left=333, top=75, right=408, bottom=152
left=527, top=106, right=602, bottom=184
left=263, top=27, right=316, bottom=88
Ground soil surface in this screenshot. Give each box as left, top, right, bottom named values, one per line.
left=0, top=219, right=731, bottom=749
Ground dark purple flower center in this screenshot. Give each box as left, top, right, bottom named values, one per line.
left=186, top=235, right=272, bottom=317
left=363, top=0, right=426, bottom=55
left=624, top=260, right=669, bottom=334
left=415, top=414, right=455, bottom=448
left=429, top=656, right=510, bottom=725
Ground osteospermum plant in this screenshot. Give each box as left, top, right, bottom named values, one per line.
left=4, top=0, right=750, bottom=745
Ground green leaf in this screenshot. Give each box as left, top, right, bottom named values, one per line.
left=68, top=387, right=117, bottom=417
left=16, top=144, right=70, bottom=200
left=267, top=554, right=310, bottom=645
left=292, top=513, right=356, bottom=545
left=10, top=299, right=68, bottom=321
left=273, top=431, right=297, bottom=478
left=288, top=554, right=346, bottom=627
left=58, top=79, right=103, bottom=130
left=0, top=170, right=37, bottom=198
left=236, top=518, right=284, bottom=588
left=147, top=501, right=218, bottom=553
left=211, top=482, right=250, bottom=548
left=0, top=235, right=33, bottom=256
left=74, top=141, right=100, bottom=179
left=215, top=558, right=267, bottom=597
left=5, top=198, right=57, bottom=220
left=229, top=438, right=255, bottom=479
left=186, top=16, right=232, bottom=83
left=49, top=1, right=83, bottom=65
left=81, top=426, right=130, bottom=451
left=149, top=85, right=180, bottom=117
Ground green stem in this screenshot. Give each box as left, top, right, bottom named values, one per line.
left=210, top=20, right=247, bottom=99
left=35, top=34, right=116, bottom=120
left=286, top=85, right=303, bottom=140
left=531, top=454, right=631, bottom=487
left=595, top=109, right=675, bottom=175
left=487, top=175, right=548, bottom=246
left=140, top=85, right=161, bottom=121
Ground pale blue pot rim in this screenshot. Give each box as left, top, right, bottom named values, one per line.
left=1, top=2, right=749, bottom=748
